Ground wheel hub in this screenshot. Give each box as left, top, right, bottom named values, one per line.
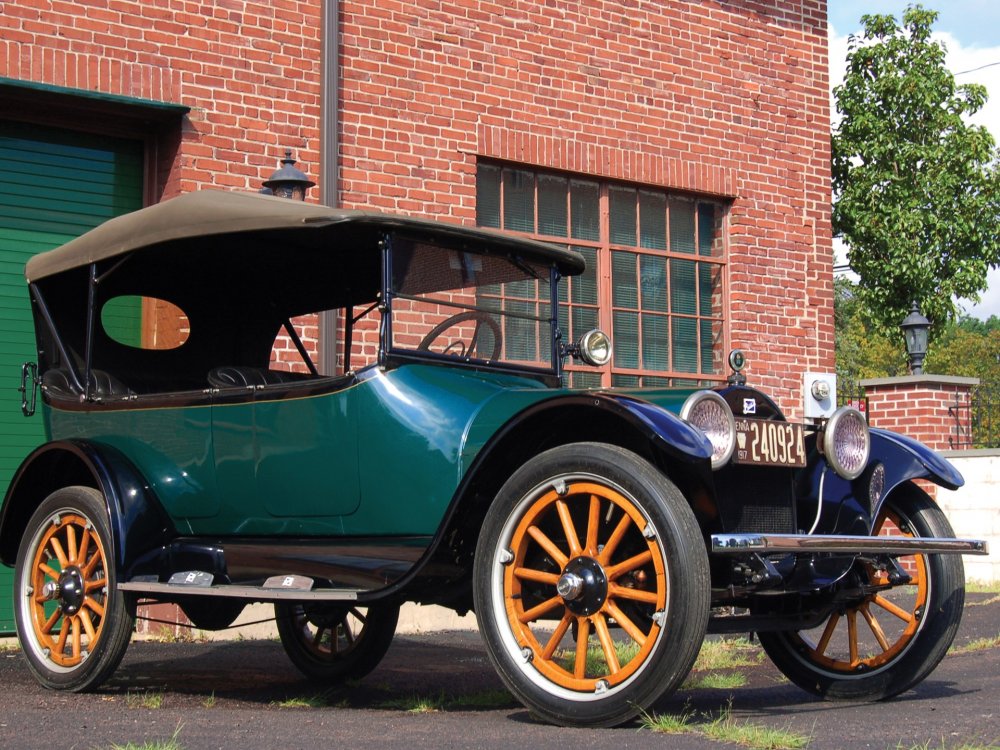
left=558, top=557, right=607, bottom=616
left=57, top=566, right=85, bottom=615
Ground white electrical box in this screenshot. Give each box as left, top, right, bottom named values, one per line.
left=803, top=372, right=837, bottom=419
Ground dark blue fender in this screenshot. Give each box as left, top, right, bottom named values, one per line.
left=797, top=427, right=964, bottom=540
left=0, top=440, right=174, bottom=571
left=869, top=428, right=964, bottom=493
left=597, top=393, right=715, bottom=465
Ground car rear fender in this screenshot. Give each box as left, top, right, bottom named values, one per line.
left=0, top=440, right=174, bottom=570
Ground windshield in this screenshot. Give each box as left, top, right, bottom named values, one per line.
left=388, top=237, right=557, bottom=373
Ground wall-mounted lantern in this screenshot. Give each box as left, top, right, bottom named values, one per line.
left=900, top=302, right=931, bottom=375
left=261, top=149, right=315, bottom=200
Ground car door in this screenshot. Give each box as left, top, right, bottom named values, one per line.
left=211, top=378, right=361, bottom=535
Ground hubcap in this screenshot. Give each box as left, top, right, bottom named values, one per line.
left=57, top=567, right=85, bottom=615
left=559, top=557, right=608, bottom=616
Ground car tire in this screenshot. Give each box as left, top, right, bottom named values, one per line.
left=473, top=442, right=710, bottom=727
left=14, top=486, right=135, bottom=691
left=275, top=601, right=399, bottom=682
left=758, top=482, right=965, bottom=700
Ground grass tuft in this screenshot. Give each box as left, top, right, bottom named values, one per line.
left=109, top=722, right=184, bottom=750
left=949, top=634, right=1000, bottom=655
left=693, top=637, right=765, bottom=671
left=640, top=701, right=811, bottom=749
left=124, top=691, right=165, bottom=710
left=684, top=672, right=748, bottom=690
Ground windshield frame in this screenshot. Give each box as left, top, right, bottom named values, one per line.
left=379, top=232, right=565, bottom=384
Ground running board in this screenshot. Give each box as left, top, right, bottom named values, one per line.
left=119, top=572, right=359, bottom=601
left=711, top=533, right=989, bottom=556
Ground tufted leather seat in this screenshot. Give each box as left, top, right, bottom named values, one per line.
left=41, top=369, right=134, bottom=398
left=207, top=366, right=303, bottom=389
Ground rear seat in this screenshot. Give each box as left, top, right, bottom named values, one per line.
left=41, top=369, right=135, bottom=399
left=207, top=366, right=307, bottom=389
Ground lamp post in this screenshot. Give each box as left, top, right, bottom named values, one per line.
left=261, top=149, right=315, bottom=200
left=900, top=302, right=931, bottom=375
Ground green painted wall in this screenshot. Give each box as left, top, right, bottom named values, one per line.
left=0, top=120, right=142, bottom=634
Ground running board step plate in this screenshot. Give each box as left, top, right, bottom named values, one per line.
left=119, top=571, right=359, bottom=601
left=711, top=533, right=988, bottom=556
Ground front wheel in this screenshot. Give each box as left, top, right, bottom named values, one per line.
left=759, top=483, right=965, bottom=700
left=474, top=443, right=710, bottom=727
left=14, top=486, right=135, bottom=691
left=275, top=601, right=399, bottom=682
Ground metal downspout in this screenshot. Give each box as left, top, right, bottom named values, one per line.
left=319, top=0, right=340, bottom=376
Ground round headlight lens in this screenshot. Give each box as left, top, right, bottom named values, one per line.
left=680, top=390, right=735, bottom=470
left=577, top=329, right=613, bottom=367
left=822, top=406, right=870, bottom=480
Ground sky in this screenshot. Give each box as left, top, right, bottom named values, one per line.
left=827, top=1, right=1000, bottom=319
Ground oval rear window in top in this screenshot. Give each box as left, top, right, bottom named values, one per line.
left=101, top=295, right=190, bottom=350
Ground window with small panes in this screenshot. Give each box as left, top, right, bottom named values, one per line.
left=476, top=163, right=727, bottom=387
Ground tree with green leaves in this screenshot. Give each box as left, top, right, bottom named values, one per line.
left=832, top=5, right=1000, bottom=338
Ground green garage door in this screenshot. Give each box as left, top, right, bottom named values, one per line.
left=0, top=121, right=143, bottom=634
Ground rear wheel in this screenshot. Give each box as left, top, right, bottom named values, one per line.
left=759, top=483, right=965, bottom=700
left=474, top=443, right=710, bottom=727
left=14, top=486, right=135, bottom=690
left=275, top=601, right=399, bottom=682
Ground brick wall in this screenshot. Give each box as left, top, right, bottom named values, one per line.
left=0, top=0, right=323, bottom=198
left=3, top=0, right=833, bottom=413
left=860, top=376, right=979, bottom=453
left=338, top=0, right=833, bottom=416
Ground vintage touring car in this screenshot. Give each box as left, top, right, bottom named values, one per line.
left=0, top=190, right=988, bottom=726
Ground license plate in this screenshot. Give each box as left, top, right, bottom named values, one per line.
left=733, top=418, right=806, bottom=468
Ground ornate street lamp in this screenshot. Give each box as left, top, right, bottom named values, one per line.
left=261, top=149, right=315, bottom=200
left=900, top=302, right=931, bottom=375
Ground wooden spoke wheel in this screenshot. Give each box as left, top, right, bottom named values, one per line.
left=474, top=443, right=709, bottom=728
left=14, top=486, right=135, bottom=691
left=275, top=601, right=399, bottom=683
left=759, top=483, right=965, bottom=700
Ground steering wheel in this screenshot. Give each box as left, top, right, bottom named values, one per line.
left=417, top=311, right=502, bottom=361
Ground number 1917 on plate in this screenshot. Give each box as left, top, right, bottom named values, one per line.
left=733, top=418, right=807, bottom=468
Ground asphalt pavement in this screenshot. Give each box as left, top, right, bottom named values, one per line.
left=0, top=593, right=997, bottom=750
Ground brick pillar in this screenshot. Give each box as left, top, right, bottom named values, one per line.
left=858, top=375, right=979, bottom=452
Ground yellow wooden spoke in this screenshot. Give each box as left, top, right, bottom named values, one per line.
left=79, top=610, right=96, bottom=641
left=598, top=513, right=633, bottom=565
left=814, top=611, right=841, bottom=657
left=66, top=523, right=78, bottom=564
left=847, top=609, right=861, bottom=666
left=605, top=550, right=653, bottom=580
left=41, top=608, right=61, bottom=635
left=593, top=614, right=621, bottom=675
left=84, top=596, right=105, bottom=619
left=556, top=499, right=582, bottom=558
left=542, top=613, right=574, bottom=660
left=574, top=617, right=591, bottom=679
left=604, top=599, right=647, bottom=647
left=514, top=567, right=560, bottom=585
left=585, top=494, right=601, bottom=554
left=49, top=536, right=69, bottom=568
left=607, top=582, right=658, bottom=605
left=872, top=595, right=915, bottom=623
left=526, top=525, right=568, bottom=569
left=518, top=595, right=564, bottom=624
left=860, top=602, right=891, bottom=652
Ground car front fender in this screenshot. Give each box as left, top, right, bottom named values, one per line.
left=870, top=428, right=964, bottom=493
